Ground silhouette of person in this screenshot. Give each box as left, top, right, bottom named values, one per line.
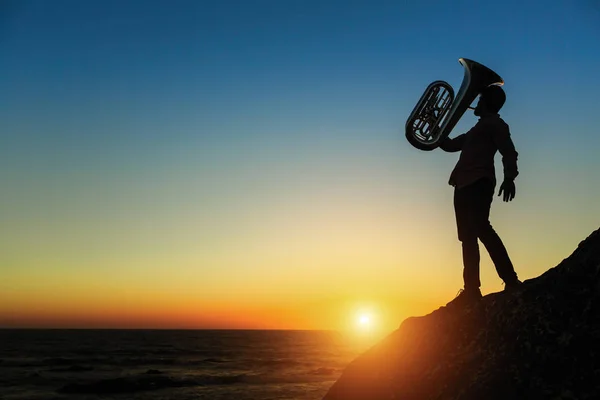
left=440, top=85, right=522, bottom=307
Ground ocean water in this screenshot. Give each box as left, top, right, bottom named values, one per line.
left=0, top=329, right=371, bottom=400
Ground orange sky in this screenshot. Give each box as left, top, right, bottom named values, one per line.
left=2, top=166, right=596, bottom=334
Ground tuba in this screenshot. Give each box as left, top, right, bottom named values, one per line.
left=405, top=58, right=504, bottom=151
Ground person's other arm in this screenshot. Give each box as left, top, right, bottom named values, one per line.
left=494, top=123, right=519, bottom=201
left=493, top=124, right=519, bottom=182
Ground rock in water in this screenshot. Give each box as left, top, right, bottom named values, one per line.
left=324, top=228, right=600, bottom=400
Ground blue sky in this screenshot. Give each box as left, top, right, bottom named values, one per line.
left=1, top=0, right=600, bottom=328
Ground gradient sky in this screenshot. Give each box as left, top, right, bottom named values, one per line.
left=1, top=0, right=599, bottom=332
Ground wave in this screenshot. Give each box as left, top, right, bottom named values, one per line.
left=57, top=369, right=340, bottom=395
left=57, top=373, right=250, bottom=394
left=5, top=355, right=325, bottom=370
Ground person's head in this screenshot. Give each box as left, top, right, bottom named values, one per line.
left=474, top=85, right=506, bottom=116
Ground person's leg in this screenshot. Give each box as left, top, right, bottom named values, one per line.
left=461, top=239, right=481, bottom=290
left=454, top=184, right=481, bottom=291
left=471, top=180, right=520, bottom=285
left=446, top=184, right=482, bottom=307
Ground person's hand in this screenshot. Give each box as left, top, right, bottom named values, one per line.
left=498, top=179, right=516, bottom=202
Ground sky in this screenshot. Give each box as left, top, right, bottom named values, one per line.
left=1, top=0, right=599, bottom=333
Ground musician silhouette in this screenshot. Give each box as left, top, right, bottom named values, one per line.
left=440, top=85, right=522, bottom=307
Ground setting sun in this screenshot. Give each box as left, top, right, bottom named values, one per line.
left=358, top=314, right=371, bottom=326
left=347, top=303, right=388, bottom=336
left=355, top=311, right=376, bottom=334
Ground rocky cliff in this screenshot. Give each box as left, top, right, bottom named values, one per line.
left=324, top=229, right=600, bottom=400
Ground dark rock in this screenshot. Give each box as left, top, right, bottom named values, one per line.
left=324, top=228, right=600, bottom=400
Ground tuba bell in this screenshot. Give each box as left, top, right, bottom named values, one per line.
left=405, top=58, right=504, bottom=151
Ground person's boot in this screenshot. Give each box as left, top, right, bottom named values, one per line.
left=504, top=279, right=523, bottom=292
left=445, top=287, right=482, bottom=308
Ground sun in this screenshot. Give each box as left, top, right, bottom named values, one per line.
left=356, top=313, right=373, bottom=332
left=349, top=305, right=383, bottom=338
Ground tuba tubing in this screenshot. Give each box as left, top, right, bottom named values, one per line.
left=405, top=58, right=504, bottom=151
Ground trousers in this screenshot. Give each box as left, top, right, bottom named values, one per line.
left=453, top=178, right=518, bottom=289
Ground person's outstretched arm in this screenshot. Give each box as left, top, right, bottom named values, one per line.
left=439, top=134, right=466, bottom=152
left=494, top=124, right=519, bottom=201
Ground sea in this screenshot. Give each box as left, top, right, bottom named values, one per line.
left=0, top=329, right=374, bottom=400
